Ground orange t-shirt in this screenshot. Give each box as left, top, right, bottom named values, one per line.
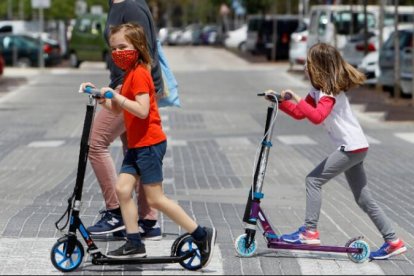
left=121, top=65, right=166, bottom=149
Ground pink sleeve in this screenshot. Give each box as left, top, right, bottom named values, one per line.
left=297, top=96, right=335, bottom=124
left=279, top=94, right=315, bottom=120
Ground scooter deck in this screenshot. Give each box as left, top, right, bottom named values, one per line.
left=268, top=240, right=360, bottom=254
left=92, top=251, right=194, bottom=265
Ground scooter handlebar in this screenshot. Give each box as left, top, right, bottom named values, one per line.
left=83, top=86, right=114, bottom=99
left=257, top=90, right=292, bottom=102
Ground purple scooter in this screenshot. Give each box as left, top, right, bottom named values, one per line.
left=234, top=91, right=370, bottom=263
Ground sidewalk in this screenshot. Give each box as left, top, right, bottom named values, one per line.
left=347, top=85, right=414, bottom=121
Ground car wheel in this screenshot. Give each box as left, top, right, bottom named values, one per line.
left=16, top=58, right=31, bottom=68
left=238, top=42, right=247, bottom=53
left=69, top=52, right=80, bottom=68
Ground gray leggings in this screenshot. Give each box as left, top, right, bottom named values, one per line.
left=305, top=149, right=396, bottom=241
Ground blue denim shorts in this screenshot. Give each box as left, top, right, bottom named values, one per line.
left=120, top=141, right=167, bottom=184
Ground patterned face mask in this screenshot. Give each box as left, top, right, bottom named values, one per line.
left=111, top=49, right=138, bottom=71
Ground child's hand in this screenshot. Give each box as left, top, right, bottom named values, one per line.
left=281, top=89, right=294, bottom=100
left=100, top=86, right=116, bottom=97
left=79, top=82, right=96, bottom=93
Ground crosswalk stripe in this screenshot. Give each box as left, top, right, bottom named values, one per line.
left=277, top=135, right=317, bottom=145
left=394, top=132, right=414, bottom=144
left=27, top=140, right=65, bottom=147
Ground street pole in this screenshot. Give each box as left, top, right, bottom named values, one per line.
left=38, top=7, right=45, bottom=68
left=7, top=0, right=13, bottom=19
left=394, top=0, right=400, bottom=99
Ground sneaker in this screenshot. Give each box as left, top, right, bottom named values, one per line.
left=87, top=210, right=125, bottom=235
left=370, top=239, right=407, bottom=260
left=195, top=227, right=217, bottom=268
left=107, top=240, right=146, bottom=259
left=139, top=219, right=162, bottom=241
left=280, top=226, right=320, bottom=245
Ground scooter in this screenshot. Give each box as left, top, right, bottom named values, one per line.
left=234, top=91, right=371, bottom=263
left=51, top=87, right=203, bottom=272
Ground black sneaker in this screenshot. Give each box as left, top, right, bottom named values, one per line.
left=196, top=227, right=217, bottom=268
left=107, top=240, right=146, bottom=259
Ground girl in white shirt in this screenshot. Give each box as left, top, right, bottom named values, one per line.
left=275, top=43, right=406, bottom=260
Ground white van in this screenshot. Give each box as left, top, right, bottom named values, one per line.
left=307, top=5, right=414, bottom=53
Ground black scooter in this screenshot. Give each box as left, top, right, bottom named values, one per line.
left=51, top=88, right=203, bottom=272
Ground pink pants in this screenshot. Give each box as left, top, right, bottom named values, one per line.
left=88, top=106, right=158, bottom=220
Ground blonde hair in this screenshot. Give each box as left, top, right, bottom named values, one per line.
left=306, top=43, right=366, bottom=96
left=109, top=23, right=152, bottom=70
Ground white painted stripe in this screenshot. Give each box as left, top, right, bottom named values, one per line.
left=395, top=132, right=414, bottom=143
left=277, top=135, right=317, bottom=145
left=168, top=139, right=188, bottom=147
left=27, top=140, right=65, bottom=148
left=366, top=135, right=381, bottom=145
left=216, top=137, right=252, bottom=147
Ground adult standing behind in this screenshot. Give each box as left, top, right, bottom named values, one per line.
left=86, top=0, right=164, bottom=240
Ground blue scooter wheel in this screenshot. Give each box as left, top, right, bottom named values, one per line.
left=50, top=237, right=84, bottom=272
left=175, top=235, right=203, bottom=271
left=235, top=234, right=257, bottom=257
left=346, top=239, right=370, bottom=263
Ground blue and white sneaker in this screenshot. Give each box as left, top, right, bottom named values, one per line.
left=370, top=239, right=407, bottom=260
left=87, top=210, right=125, bottom=235
left=280, top=226, right=320, bottom=245
left=139, top=220, right=162, bottom=241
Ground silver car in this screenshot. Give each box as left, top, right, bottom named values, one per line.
left=378, top=28, right=413, bottom=97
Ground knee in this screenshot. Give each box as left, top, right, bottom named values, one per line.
left=145, top=196, right=164, bottom=210
left=306, top=175, right=320, bottom=189
left=116, top=185, right=131, bottom=202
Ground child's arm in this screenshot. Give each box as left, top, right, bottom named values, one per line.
left=280, top=89, right=335, bottom=124
left=110, top=92, right=150, bottom=119
left=278, top=93, right=315, bottom=120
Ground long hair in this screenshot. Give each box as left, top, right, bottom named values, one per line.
left=306, top=43, right=366, bottom=96
left=109, top=23, right=152, bottom=70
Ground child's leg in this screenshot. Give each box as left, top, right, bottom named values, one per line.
left=305, top=150, right=363, bottom=229
left=116, top=173, right=140, bottom=234
left=142, top=182, right=198, bottom=233
left=344, top=157, right=397, bottom=241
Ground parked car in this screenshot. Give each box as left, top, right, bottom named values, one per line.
left=180, top=24, right=203, bottom=45
left=200, top=24, right=219, bottom=45
left=246, top=14, right=300, bottom=61
left=0, top=33, right=61, bottom=67
left=343, top=23, right=413, bottom=81
left=68, top=13, right=109, bottom=68
left=224, top=24, right=247, bottom=52
left=378, top=28, right=413, bottom=97
left=166, top=28, right=184, bottom=45
left=289, top=18, right=309, bottom=69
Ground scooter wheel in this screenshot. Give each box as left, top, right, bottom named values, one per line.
left=346, top=239, right=370, bottom=263
left=175, top=235, right=203, bottom=271
left=50, top=237, right=84, bottom=272
left=235, top=234, right=257, bottom=257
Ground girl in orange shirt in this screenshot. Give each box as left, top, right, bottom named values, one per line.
left=81, top=23, right=216, bottom=266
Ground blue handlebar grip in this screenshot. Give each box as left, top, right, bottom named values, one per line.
left=104, top=91, right=113, bottom=99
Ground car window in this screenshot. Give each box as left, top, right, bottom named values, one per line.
left=334, top=11, right=376, bottom=35
left=383, top=31, right=413, bottom=50
left=317, top=11, right=329, bottom=36
left=91, top=20, right=102, bottom=35
left=1, top=36, right=13, bottom=49
left=384, top=13, right=414, bottom=26
left=78, top=18, right=92, bottom=33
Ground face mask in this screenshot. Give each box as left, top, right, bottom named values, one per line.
left=112, top=49, right=138, bottom=71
